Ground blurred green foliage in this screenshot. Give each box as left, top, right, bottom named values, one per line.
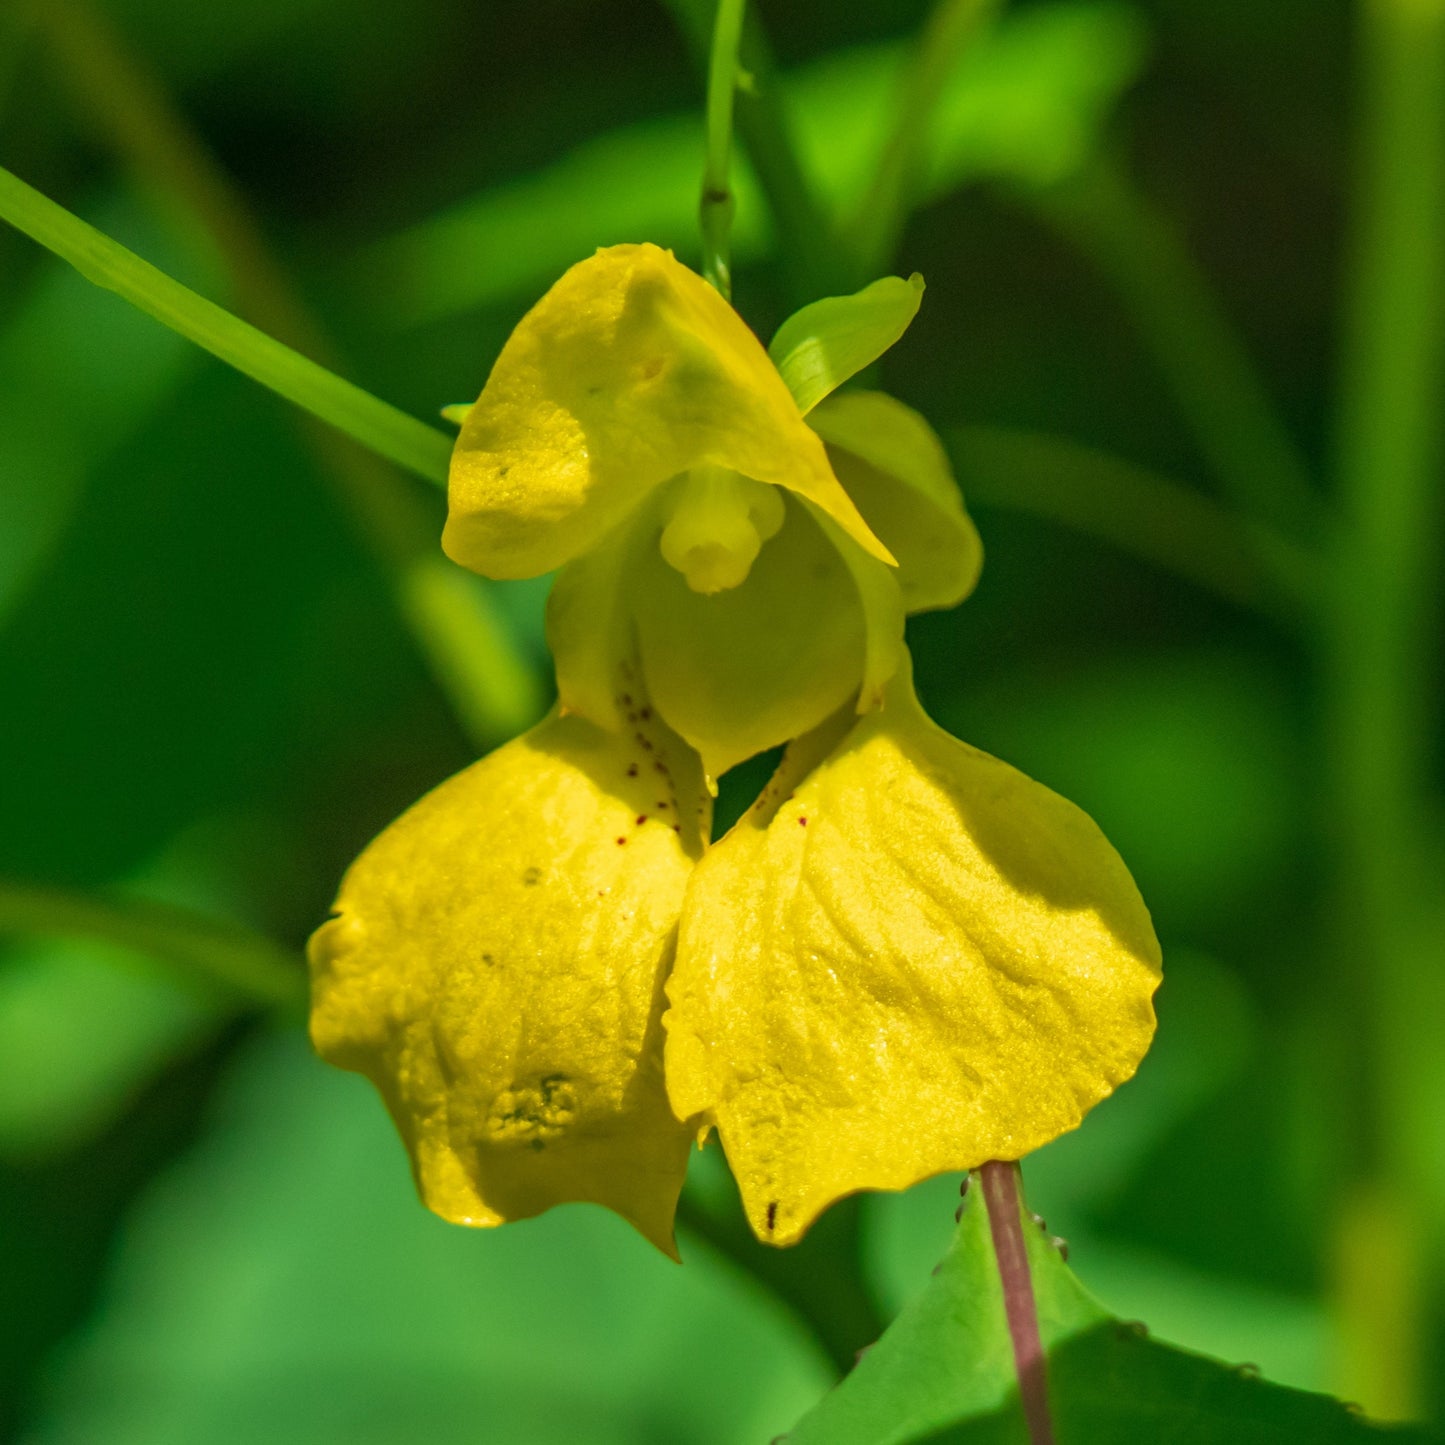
left=1, top=0, right=1442, bottom=1441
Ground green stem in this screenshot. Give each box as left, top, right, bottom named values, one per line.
left=0, top=879, right=303, bottom=1010
left=1326, top=0, right=1445, bottom=1417
left=700, top=0, right=747, bottom=297
left=660, top=0, right=849, bottom=298
left=0, top=164, right=453, bottom=488
left=1032, top=154, right=1322, bottom=543
left=851, top=0, right=999, bottom=278
left=949, top=425, right=1318, bottom=624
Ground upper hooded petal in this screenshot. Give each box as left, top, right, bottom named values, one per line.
left=308, top=705, right=708, bottom=1256
left=664, top=666, right=1161, bottom=1245
left=444, top=243, right=892, bottom=579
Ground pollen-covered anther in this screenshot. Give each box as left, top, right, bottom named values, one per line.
left=658, top=464, right=785, bottom=595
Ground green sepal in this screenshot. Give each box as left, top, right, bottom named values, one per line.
left=769, top=274, right=925, bottom=417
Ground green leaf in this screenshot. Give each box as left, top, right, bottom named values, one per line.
left=785, top=1184, right=1431, bottom=1444
left=769, top=274, right=925, bottom=415
left=0, top=936, right=217, bottom=1159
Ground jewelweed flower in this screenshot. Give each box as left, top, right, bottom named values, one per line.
left=445, top=244, right=984, bottom=782
left=309, top=244, right=1161, bottom=1255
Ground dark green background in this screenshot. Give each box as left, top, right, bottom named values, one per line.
left=1, top=0, right=1440, bottom=1441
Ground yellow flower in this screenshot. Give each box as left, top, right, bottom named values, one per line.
left=309, top=245, right=1161, bottom=1256
left=446, top=242, right=982, bottom=782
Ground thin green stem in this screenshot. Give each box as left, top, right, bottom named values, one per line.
left=851, top=0, right=999, bottom=278
left=949, top=425, right=1318, bottom=624
left=1031, top=154, right=1322, bottom=543
left=700, top=0, right=747, bottom=297
left=0, top=165, right=453, bottom=487
left=1325, top=0, right=1445, bottom=1417
left=0, top=879, right=303, bottom=1011
left=660, top=0, right=849, bottom=298
left=30, top=0, right=541, bottom=748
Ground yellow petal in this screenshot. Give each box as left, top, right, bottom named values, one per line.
left=546, top=509, right=648, bottom=734
left=809, top=391, right=983, bottom=613
left=444, top=243, right=892, bottom=579
left=630, top=492, right=867, bottom=784
left=800, top=500, right=907, bottom=714
left=308, top=708, right=708, bottom=1256
left=664, top=666, right=1161, bottom=1246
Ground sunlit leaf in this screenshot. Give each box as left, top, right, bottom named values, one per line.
left=921, top=2, right=1148, bottom=194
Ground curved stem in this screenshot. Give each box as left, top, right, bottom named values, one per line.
left=661, top=0, right=848, bottom=298
left=0, top=879, right=303, bottom=1011
left=700, top=0, right=747, bottom=297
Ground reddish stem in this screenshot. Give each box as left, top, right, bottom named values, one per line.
left=979, top=1161, right=1056, bottom=1445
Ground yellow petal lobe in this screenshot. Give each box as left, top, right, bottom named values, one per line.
left=444, top=243, right=892, bottom=579
left=809, top=391, right=983, bottom=613
left=664, top=672, right=1161, bottom=1246
left=309, top=707, right=707, bottom=1256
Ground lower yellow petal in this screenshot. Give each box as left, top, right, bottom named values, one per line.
left=308, top=708, right=706, bottom=1256
left=664, top=669, right=1161, bottom=1246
